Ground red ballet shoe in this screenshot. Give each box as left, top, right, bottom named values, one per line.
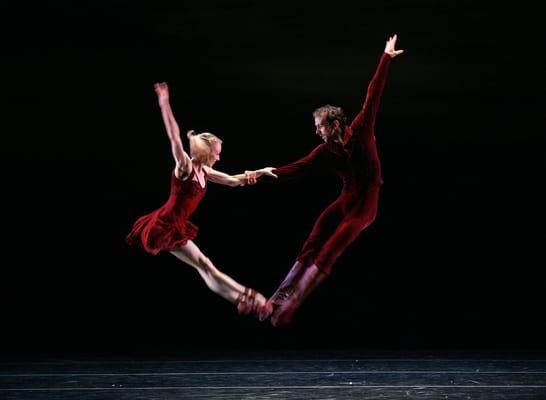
left=236, top=288, right=256, bottom=315
left=236, top=288, right=272, bottom=320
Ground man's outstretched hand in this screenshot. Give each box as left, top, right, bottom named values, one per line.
left=384, top=34, right=404, bottom=58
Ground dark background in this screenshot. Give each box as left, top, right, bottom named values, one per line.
left=2, top=1, right=544, bottom=358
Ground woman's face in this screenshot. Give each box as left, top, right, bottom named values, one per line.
left=206, top=142, right=222, bottom=167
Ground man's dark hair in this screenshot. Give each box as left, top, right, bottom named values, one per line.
left=313, top=105, right=347, bottom=125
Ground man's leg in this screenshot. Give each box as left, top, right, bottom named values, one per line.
left=271, top=263, right=328, bottom=327
left=272, top=188, right=380, bottom=326
left=261, top=198, right=344, bottom=320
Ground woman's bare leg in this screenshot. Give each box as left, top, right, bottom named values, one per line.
left=169, top=241, right=266, bottom=306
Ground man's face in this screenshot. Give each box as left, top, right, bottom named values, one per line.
left=314, top=115, right=336, bottom=142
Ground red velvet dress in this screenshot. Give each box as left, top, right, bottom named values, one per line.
left=126, top=170, right=206, bottom=255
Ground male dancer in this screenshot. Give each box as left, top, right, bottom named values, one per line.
left=262, top=35, right=404, bottom=326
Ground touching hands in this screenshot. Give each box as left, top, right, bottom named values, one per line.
left=245, top=171, right=257, bottom=185
left=384, top=34, right=404, bottom=58
left=245, top=167, right=277, bottom=185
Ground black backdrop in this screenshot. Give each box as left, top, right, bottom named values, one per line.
left=2, top=1, right=544, bottom=357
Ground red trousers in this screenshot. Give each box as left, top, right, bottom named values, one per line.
left=297, top=185, right=380, bottom=275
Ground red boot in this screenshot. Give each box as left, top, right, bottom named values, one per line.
left=271, top=264, right=327, bottom=327
left=259, top=261, right=305, bottom=321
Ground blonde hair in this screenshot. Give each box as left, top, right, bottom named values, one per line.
left=187, top=130, right=222, bottom=162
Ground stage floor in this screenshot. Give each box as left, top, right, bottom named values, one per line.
left=1, top=352, right=545, bottom=399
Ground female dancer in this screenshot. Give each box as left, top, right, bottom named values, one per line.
left=127, top=82, right=276, bottom=317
